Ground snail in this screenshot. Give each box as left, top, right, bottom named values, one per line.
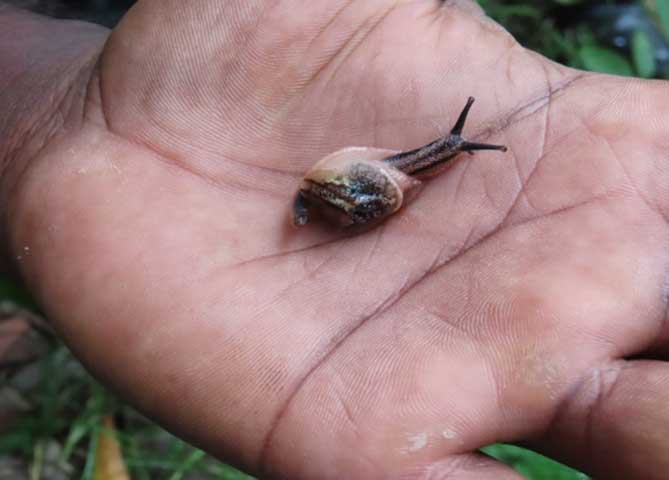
left=292, top=97, right=507, bottom=227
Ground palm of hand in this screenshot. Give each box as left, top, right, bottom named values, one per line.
left=13, top=1, right=669, bottom=479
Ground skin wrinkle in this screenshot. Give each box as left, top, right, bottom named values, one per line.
left=426, top=304, right=472, bottom=338
left=93, top=48, right=306, bottom=185
left=43, top=55, right=98, bottom=137
left=227, top=235, right=345, bottom=270
left=7, top=64, right=74, bottom=161
left=3, top=56, right=102, bottom=272
left=301, top=241, right=349, bottom=282
left=488, top=72, right=587, bottom=140
left=522, top=58, right=553, bottom=214
left=90, top=61, right=112, bottom=131
left=268, top=243, right=349, bottom=310
left=257, top=275, right=411, bottom=472
left=318, top=3, right=398, bottom=95
left=200, top=242, right=345, bottom=356
left=422, top=307, right=501, bottom=431
left=351, top=223, right=384, bottom=278
left=301, top=0, right=357, bottom=87
left=496, top=83, right=595, bottom=229
left=324, top=371, right=378, bottom=473
left=610, top=135, right=669, bottom=225
left=335, top=389, right=358, bottom=436
left=111, top=109, right=302, bottom=187
left=533, top=368, right=587, bottom=464
left=528, top=193, right=609, bottom=225
left=583, top=364, right=624, bottom=473
left=423, top=5, right=445, bottom=34
left=216, top=4, right=277, bottom=125
left=577, top=110, right=669, bottom=334
left=539, top=360, right=627, bottom=475
left=82, top=66, right=106, bottom=129
left=369, top=52, right=381, bottom=149
left=427, top=215, right=472, bottom=272
left=89, top=72, right=302, bottom=201
left=450, top=153, right=473, bottom=206
left=496, top=153, right=536, bottom=229
left=655, top=275, right=669, bottom=354
left=503, top=47, right=515, bottom=92
left=480, top=161, right=501, bottom=213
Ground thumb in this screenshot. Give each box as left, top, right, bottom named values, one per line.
left=533, top=360, right=669, bottom=479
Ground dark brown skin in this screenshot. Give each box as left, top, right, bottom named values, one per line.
left=3, top=1, right=669, bottom=479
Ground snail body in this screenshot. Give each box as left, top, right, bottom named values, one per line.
left=293, top=97, right=507, bottom=228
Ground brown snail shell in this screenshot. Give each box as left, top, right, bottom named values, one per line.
left=295, top=147, right=422, bottom=227
left=293, top=97, right=507, bottom=228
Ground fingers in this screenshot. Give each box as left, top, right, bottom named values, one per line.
left=398, top=453, right=526, bottom=480
left=534, top=360, right=669, bottom=479
left=640, top=310, right=669, bottom=359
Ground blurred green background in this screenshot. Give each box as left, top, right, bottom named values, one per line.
left=2, top=0, right=668, bottom=478
left=480, top=0, right=669, bottom=79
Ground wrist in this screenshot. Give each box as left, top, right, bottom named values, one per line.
left=0, top=5, right=108, bottom=271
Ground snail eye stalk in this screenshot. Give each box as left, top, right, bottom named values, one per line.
left=450, top=96, right=476, bottom=137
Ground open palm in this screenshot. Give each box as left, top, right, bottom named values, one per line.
left=10, top=1, right=669, bottom=478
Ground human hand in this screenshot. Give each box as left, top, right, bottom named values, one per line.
left=4, top=1, right=669, bottom=478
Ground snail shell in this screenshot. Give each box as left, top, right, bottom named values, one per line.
left=294, top=147, right=421, bottom=227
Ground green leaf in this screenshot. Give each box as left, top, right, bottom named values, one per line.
left=631, top=30, right=657, bottom=78
left=483, top=444, right=590, bottom=480
left=578, top=45, right=634, bottom=76
left=167, top=449, right=206, bottom=480
left=62, top=421, right=92, bottom=461
left=81, top=423, right=99, bottom=480
left=658, top=0, right=669, bottom=40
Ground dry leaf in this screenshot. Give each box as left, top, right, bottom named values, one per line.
left=94, top=415, right=131, bottom=480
